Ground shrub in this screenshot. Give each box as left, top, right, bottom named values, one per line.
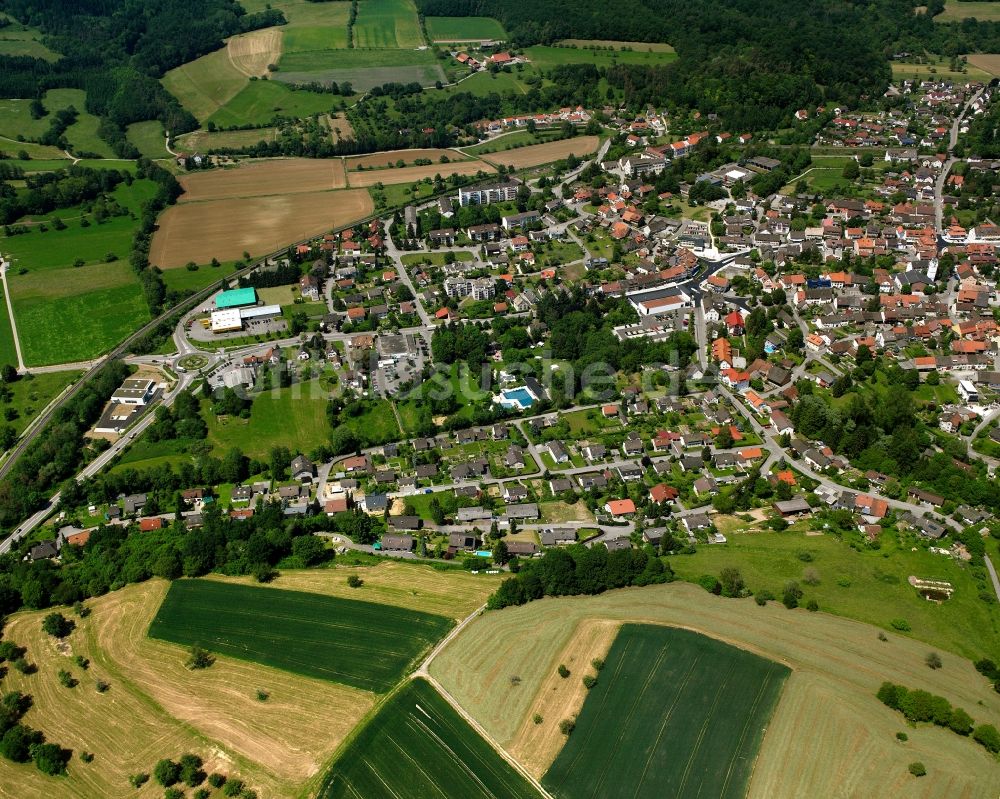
left=195, top=790, right=211, bottom=799
left=30, top=742, right=70, bottom=776
left=165, top=789, right=184, bottom=799
left=74, top=655, right=89, bottom=670
left=754, top=589, right=775, bottom=606
left=223, top=778, right=245, bottom=796
left=557, top=664, right=570, bottom=678
left=925, top=652, right=942, bottom=670
left=208, top=773, right=226, bottom=788
left=802, top=567, right=820, bottom=586
left=80, top=751, right=94, bottom=763
left=57, top=670, right=77, bottom=688
left=696, top=574, right=721, bottom=594
left=95, top=680, right=110, bottom=693
left=878, top=631, right=888, bottom=642
left=187, top=645, right=214, bottom=670
left=533, top=713, right=543, bottom=725
left=582, top=675, right=597, bottom=689
left=974, top=658, right=998, bottom=680
left=591, top=658, right=605, bottom=671
left=41, top=613, right=74, bottom=638
left=130, top=773, right=150, bottom=788
left=12, top=658, right=34, bottom=675
left=347, top=575, right=364, bottom=588
left=72, top=601, right=90, bottom=618
left=895, top=732, right=908, bottom=741
left=890, top=618, right=910, bottom=632
left=797, top=551, right=814, bottom=562
left=974, top=724, right=1000, bottom=754
left=558, top=719, right=575, bottom=736
left=154, top=758, right=181, bottom=787
left=179, top=753, right=205, bottom=786
left=948, top=707, right=974, bottom=736
left=256, top=689, right=269, bottom=701
left=806, top=599, right=819, bottom=612
left=908, top=762, right=926, bottom=777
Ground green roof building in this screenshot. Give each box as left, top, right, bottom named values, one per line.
left=215, top=287, right=257, bottom=310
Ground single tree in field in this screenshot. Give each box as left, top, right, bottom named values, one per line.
left=41, top=612, right=74, bottom=638
left=925, top=652, right=943, bottom=670
left=186, top=645, right=214, bottom=670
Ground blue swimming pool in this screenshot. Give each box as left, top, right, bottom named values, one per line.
left=502, top=387, right=535, bottom=407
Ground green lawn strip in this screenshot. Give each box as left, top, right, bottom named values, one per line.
left=148, top=580, right=453, bottom=692
left=0, top=281, right=18, bottom=367
left=317, top=677, right=541, bottom=798
left=543, top=625, right=788, bottom=799
left=668, top=529, right=998, bottom=660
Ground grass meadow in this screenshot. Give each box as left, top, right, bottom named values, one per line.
left=0, top=370, right=80, bottom=435
left=0, top=282, right=17, bottom=367
left=207, top=79, right=338, bottom=127
left=148, top=579, right=453, bottom=692
left=125, top=119, right=170, bottom=158
left=3, top=179, right=158, bottom=364
left=425, top=16, right=508, bottom=42
left=936, top=0, right=1000, bottom=21
left=543, top=625, right=788, bottom=799
left=0, top=14, right=59, bottom=60
left=352, top=0, right=424, bottom=48
left=316, top=677, right=541, bottom=799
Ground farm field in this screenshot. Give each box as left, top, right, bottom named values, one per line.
left=966, top=52, right=1000, bottom=76
left=936, top=0, right=1000, bottom=21
left=524, top=45, right=678, bottom=69
left=0, top=579, right=375, bottom=799
left=890, top=55, right=992, bottom=81
left=557, top=39, right=676, bottom=52
left=177, top=158, right=348, bottom=201
left=209, top=560, right=503, bottom=620
left=481, top=136, right=600, bottom=168
left=205, top=378, right=332, bottom=457
left=207, top=80, right=339, bottom=128
left=345, top=147, right=467, bottom=169
left=352, top=0, right=425, bottom=48
left=431, top=582, right=1000, bottom=799
left=347, top=158, right=493, bottom=186
left=543, top=625, right=788, bottom=799
left=149, top=579, right=453, bottom=692
left=228, top=27, right=283, bottom=77
left=162, top=45, right=249, bottom=122
left=12, top=262, right=150, bottom=365
left=316, top=677, right=542, bottom=799
left=44, top=89, right=115, bottom=157
left=149, top=187, right=373, bottom=267
left=125, top=119, right=169, bottom=158
left=444, top=69, right=536, bottom=96
left=425, top=15, right=508, bottom=42
left=462, top=129, right=564, bottom=155
left=279, top=0, right=351, bottom=51
left=274, top=47, right=444, bottom=92
left=176, top=126, right=279, bottom=151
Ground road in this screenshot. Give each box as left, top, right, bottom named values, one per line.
left=985, top=554, right=1000, bottom=603
left=934, top=87, right=985, bottom=233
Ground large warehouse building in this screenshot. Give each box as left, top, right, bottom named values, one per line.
left=215, top=287, right=258, bottom=310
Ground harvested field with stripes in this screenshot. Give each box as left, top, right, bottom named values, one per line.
left=149, top=187, right=373, bottom=267
left=480, top=136, right=600, bottom=168
left=347, top=159, right=493, bottom=187
left=177, top=158, right=348, bottom=201
left=345, top=148, right=468, bottom=169
left=227, top=28, right=282, bottom=77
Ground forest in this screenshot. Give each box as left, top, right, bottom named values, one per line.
left=415, top=0, right=1000, bottom=129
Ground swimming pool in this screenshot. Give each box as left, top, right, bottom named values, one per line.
left=496, top=386, right=535, bottom=410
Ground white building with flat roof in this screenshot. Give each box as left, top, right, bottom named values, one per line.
left=110, top=378, right=157, bottom=406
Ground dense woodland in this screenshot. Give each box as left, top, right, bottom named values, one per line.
left=416, top=0, right=1000, bottom=129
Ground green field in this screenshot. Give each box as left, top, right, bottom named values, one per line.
left=524, top=45, right=678, bottom=69
left=0, top=370, right=80, bottom=435
left=318, top=677, right=541, bottom=798
left=0, top=15, right=60, bottom=61
left=163, top=46, right=249, bottom=123
left=206, top=379, right=333, bottom=458
left=43, top=89, right=115, bottom=157
left=445, top=69, right=536, bottom=96
left=426, top=16, right=507, bottom=42
left=936, top=0, right=1000, bottom=21
left=275, top=47, right=444, bottom=92
left=668, top=527, right=1000, bottom=661
left=462, top=129, right=562, bottom=155
left=543, top=625, right=788, bottom=799
left=207, top=80, right=339, bottom=128
left=3, top=179, right=158, bottom=365
left=890, top=55, right=992, bottom=82
left=353, top=0, right=425, bottom=48
left=126, top=120, right=170, bottom=158
left=0, top=88, right=114, bottom=157
left=148, top=580, right=453, bottom=692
